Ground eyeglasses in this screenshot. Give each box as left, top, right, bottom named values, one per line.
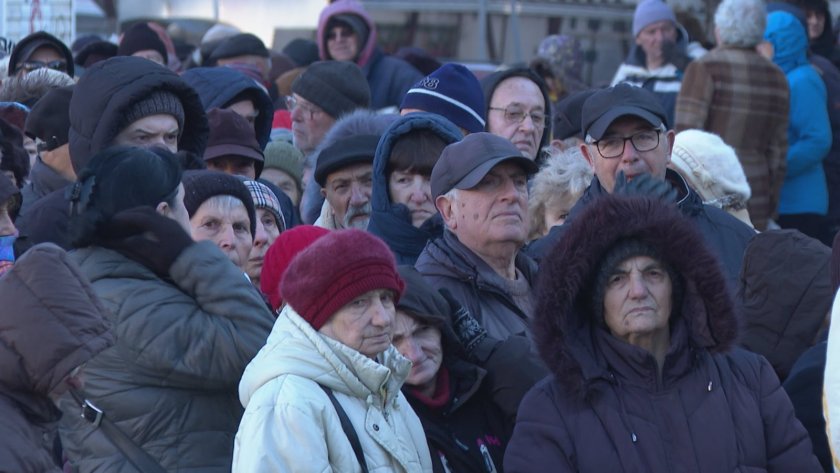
left=20, top=60, right=67, bottom=73
left=285, top=95, right=322, bottom=120
left=327, top=27, right=355, bottom=41
left=488, top=106, right=547, bottom=127
left=592, top=129, right=661, bottom=158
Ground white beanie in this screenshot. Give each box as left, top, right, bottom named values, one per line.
left=671, top=129, right=751, bottom=211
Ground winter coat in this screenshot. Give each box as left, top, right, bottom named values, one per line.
left=181, top=66, right=274, bottom=149
left=0, top=243, right=113, bottom=473
left=480, top=68, right=551, bottom=160
left=416, top=230, right=539, bottom=342
left=612, top=24, right=699, bottom=127
left=824, top=291, right=840, bottom=473
left=526, top=169, right=755, bottom=291
left=810, top=54, right=840, bottom=227
left=233, top=305, right=432, bottom=472
left=738, top=229, right=832, bottom=380
left=317, top=0, right=422, bottom=110
left=784, top=338, right=831, bottom=472
left=57, top=241, right=274, bottom=472
left=367, top=113, right=462, bottom=265
left=505, top=195, right=820, bottom=473
left=765, top=11, right=832, bottom=216
left=19, top=157, right=72, bottom=217
left=674, top=46, right=790, bottom=230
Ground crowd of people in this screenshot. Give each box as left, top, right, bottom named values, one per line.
left=1, top=0, right=840, bottom=471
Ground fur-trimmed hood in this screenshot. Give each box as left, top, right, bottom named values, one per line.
left=534, top=195, right=738, bottom=394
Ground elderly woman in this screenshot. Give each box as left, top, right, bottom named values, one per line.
left=527, top=146, right=592, bottom=240
left=242, top=179, right=286, bottom=286
left=233, top=229, right=432, bottom=472
left=59, top=146, right=274, bottom=472
left=505, top=195, right=820, bottom=472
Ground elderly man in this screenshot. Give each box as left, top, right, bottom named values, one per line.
left=481, top=68, right=551, bottom=161
left=314, top=134, right=379, bottom=230
left=527, top=83, right=754, bottom=291
left=675, top=0, right=789, bottom=231
left=415, top=132, right=539, bottom=341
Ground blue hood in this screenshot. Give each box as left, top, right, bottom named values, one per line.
left=765, top=11, right=810, bottom=73
left=367, top=113, right=462, bottom=265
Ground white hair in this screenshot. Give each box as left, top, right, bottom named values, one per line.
left=715, top=0, right=766, bottom=48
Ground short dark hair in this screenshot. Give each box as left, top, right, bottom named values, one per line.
left=386, top=129, right=448, bottom=177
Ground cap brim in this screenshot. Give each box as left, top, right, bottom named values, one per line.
left=586, top=106, right=663, bottom=140
left=204, top=144, right=264, bottom=163
left=453, top=155, right=539, bottom=192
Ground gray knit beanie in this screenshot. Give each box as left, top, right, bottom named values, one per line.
left=121, top=90, right=185, bottom=134
left=291, top=60, right=370, bottom=119
left=263, top=140, right=304, bottom=193
left=632, top=0, right=677, bottom=37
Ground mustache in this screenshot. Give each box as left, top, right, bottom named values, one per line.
left=343, top=202, right=372, bottom=229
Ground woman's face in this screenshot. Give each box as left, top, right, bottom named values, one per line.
left=807, top=10, right=826, bottom=40
left=388, top=170, right=435, bottom=228
left=245, top=209, right=282, bottom=283
left=190, top=196, right=253, bottom=269
left=391, top=310, right=444, bottom=397
left=602, top=255, right=672, bottom=344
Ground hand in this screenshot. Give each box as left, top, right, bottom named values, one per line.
left=439, top=288, right=487, bottom=356
left=98, top=206, right=194, bottom=277
left=613, top=171, right=677, bottom=203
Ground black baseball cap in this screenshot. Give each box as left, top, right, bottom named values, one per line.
left=25, top=85, right=74, bottom=151
left=431, top=132, right=539, bottom=199
left=554, top=89, right=596, bottom=141
left=581, top=83, right=668, bottom=140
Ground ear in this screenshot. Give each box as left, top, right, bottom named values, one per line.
left=156, top=201, right=170, bottom=217
left=580, top=142, right=595, bottom=169
left=436, top=194, right=457, bottom=230
left=664, top=130, right=676, bottom=166
left=320, top=187, right=327, bottom=199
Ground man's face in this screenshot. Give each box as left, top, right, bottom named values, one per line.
left=807, top=10, right=826, bottom=40
left=18, top=46, right=65, bottom=76
left=487, top=77, right=546, bottom=159
left=290, top=94, right=336, bottom=155
left=113, top=114, right=180, bottom=153
left=319, top=289, right=396, bottom=358
left=635, top=20, right=678, bottom=65
left=261, top=168, right=301, bottom=206
left=438, top=161, right=530, bottom=252
left=227, top=99, right=259, bottom=127
left=326, top=24, right=359, bottom=62
left=206, top=156, right=257, bottom=179
left=321, top=162, right=373, bottom=229
left=580, top=115, right=674, bottom=193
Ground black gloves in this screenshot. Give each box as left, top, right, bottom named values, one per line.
left=98, top=206, right=194, bottom=278
left=613, top=171, right=677, bottom=203
left=439, top=288, right=487, bottom=357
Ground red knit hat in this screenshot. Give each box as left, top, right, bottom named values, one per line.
left=281, top=229, right=405, bottom=330
left=261, top=225, right=331, bottom=311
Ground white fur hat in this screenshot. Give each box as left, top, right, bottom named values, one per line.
left=670, top=129, right=751, bottom=210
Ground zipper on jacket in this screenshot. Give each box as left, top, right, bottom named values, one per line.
left=478, top=441, right=498, bottom=473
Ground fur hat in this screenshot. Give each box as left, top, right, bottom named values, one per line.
left=400, top=63, right=485, bottom=133
left=633, top=0, right=677, bottom=37
left=182, top=170, right=257, bottom=238
left=281, top=229, right=404, bottom=330
left=118, top=23, right=167, bottom=63
left=291, top=60, right=370, bottom=119
left=261, top=225, right=331, bottom=311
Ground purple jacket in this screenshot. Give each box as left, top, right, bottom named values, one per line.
left=505, top=195, right=820, bottom=472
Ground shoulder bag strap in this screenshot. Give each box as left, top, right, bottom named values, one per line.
left=69, top=389, right=168, bottom=473
left=318, top=384, right=370, bottom=473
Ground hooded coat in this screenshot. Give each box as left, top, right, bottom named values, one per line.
left=504, top=195, right=820, bottom=472
left=765, top=11, right=832, bottom=216
left=0, top=243, right=113, bottom=472
left=57, top=241, right=274, bottom=472
left=317, top=0, right=423, bottom=111
left=181, top=66, right=274, bottom=149
left=233, top=305, right=432, bottom=472
left=480, top=68, right=551, bottom=161
left=367, top=113, right=462, bottom=265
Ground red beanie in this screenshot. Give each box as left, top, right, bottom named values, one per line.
left=261, top=225, right=331, bottom=311
left=281, top=229, right=405, bottom=330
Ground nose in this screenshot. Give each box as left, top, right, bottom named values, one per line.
left=628, top=272, right=648, bottom=299
left=252, top=219, right=268, bottom=249
left=409, top=178, right=429, bottom=203
left=349, top=182, right=369, bottom=206
left=519, top=114, right=536, bottom=132
left=290, top=105, right=304, bottom=122
left=401, top=338, right=424, bottom=363
left=497, top=175, right=521, bottom=203
left=370, top=300, right=393, bottom=329
left=217, top=225, right=236, bottom=250
left=619, top=138, right=640, bottom=164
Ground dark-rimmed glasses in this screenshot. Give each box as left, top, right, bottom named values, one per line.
left=20, top=60, right=67, bottom=73
left=592, top=129, right=661, bottom=158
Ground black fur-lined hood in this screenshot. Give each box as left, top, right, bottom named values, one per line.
left=534, top=195, right=738, bottom=394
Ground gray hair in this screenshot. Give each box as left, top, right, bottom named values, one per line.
left=715, top=0, right=766, bottom=47
left=528, top=147, right=593, bottom=239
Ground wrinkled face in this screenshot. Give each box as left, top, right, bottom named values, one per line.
left=132, top=49, right=166, bottom=65
left=603, top=256, right=673, bottom=343
left=487, top=77, right=546, bottom=159
left=388, top=170, right=435, bottom=228
left=290, top=94, right=335, bottom=155
left=113, top=114, right=180, bottom=153
left=581, top=115, right=673, bottom=193
left=806, top=10, right=826, bottom=40
left=321, top=162, right=373, bottom=229
left=227, top=99, right=259, bottom=127
left=319, top=289, right=396, bottom=358
left=392, top=310, right=444, bottom=394
left=635, top=20, right=678, bottom=65
left=245, top=208, right=281, bottom=282
left=206, top=156, right=257, bottom=180
left=261, top=168, right=300, bottom=206
left=439, top=161, right=530, bottom=251
left=189, top=196, right=253, bottom=269
left=326, top=24, right=359, bottom=62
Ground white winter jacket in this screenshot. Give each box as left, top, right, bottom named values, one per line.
left=232, top=305, right=433, bottom=472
